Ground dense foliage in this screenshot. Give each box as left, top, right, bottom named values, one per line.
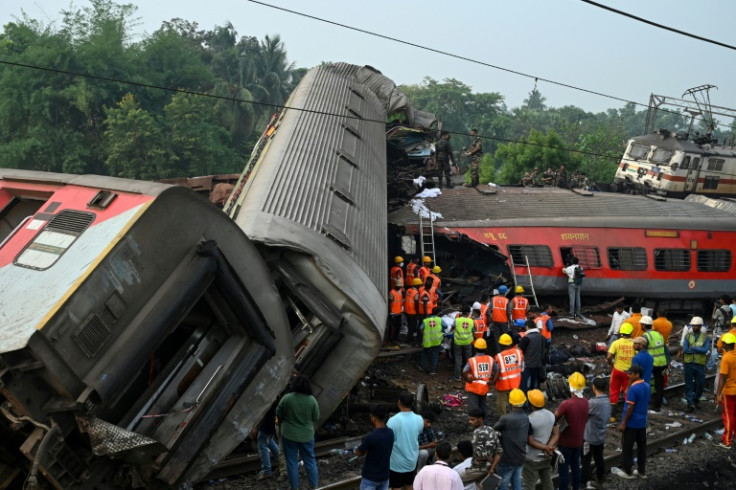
left=0, top=0, right=731, bottom=184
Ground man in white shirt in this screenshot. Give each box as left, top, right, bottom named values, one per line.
left=414, top=441, right=464, bottom=490
left=562, top=257, right=583, bottom=319
left=607, top=305, right=631, bottom=347
left=453, top=440, right=477, bottom=490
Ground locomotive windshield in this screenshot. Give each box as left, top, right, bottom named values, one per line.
left=628, top=143, right=649, bottom=160
left=651, top=148, right=674, bottom=164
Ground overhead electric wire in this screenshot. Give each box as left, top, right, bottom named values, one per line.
left=580, top=0, right=736, bottom=51
left=0, top=58, right=626, bottom=162
left=244, top=0, right=693, bottom=120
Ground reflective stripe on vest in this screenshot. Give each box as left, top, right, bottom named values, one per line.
left=492, top=296, right=509, bottom=323
left=404, top=288, right=418, bottom=315
left=389, top=289, right=403, bottom=315
left=684, top=332, right=707, bottom=364
left=422, top=316, right=443, bottom=347
left=390, top=266, right=403, bottom=288
left=406, top=262, right=417, bottom=286
left=644, top=330, right=667, bottom=367
left=454, top=317, right=474, bottom=345
left=417, top=288, right=434, bottom=315
left=494, top=347, right=523, bottom=391
left=418, top=266, right=430, bottom=283
left=474, top=317, right=488, bottom=339
left=465, top=355, right=493, bottom=396
left=511, top=296, right=528, bottom=321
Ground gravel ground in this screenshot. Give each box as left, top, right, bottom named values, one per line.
left=199, top=310, right=736, bottom=489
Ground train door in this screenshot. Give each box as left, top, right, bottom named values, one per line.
left=685, top=156, right=701, bottom=192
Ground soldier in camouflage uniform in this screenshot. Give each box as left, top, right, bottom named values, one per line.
left=458, top=407, right=503, bottom=484
left=435, top=131, right=455, bottom=189
left=464, top=129, right=483, bottom=187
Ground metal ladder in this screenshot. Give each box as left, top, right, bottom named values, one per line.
left=419, top=212, right=435, bottom=263
left=510, top=254, right=539, bottom=307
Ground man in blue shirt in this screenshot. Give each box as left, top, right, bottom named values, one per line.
left=386, top=392, right=424, bottom=489
left=681, top=320, right=711, bottom=413
left=631, top=337, right=653, bottom=384
left=614, top=364, right=650, bottom=480
left=357, top=405, right=395, bottom=490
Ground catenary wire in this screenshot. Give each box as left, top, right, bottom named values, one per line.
left=580, top=0, right=736, bottom=51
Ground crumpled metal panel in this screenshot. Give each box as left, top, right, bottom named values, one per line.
left=81, top=416, right=164, bottom=457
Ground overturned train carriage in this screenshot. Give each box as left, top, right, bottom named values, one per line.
left=224, top=62, right=392, bottom=426
left=0, top=170, right=294, bottom=488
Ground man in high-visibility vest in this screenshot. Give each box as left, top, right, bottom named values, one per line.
left=511, top=286, right=529, bottom=323
left=494, top=333, right=524, bottom=416
left=472, top=301, right=488, bottom=342
left=420, top=307, right=444, bottom=374
left=680, top=317, right=710, bottom=413
left=608, top=323, right=635, bottom=417
left=487, top=285, right=512, bottom=356
left=404, top=278, right=421, bottom=346
left=405, top=256, right=419, bottom=289
left=387, top=284, right=404, bottom=343
left=641, top=315, right=668, bottom=412
left=463, top=338, right=499, bottom=420
left=451, top=306, right=475, bottom=381
left=418, top=256, right=432, bottom=285
left=715, top=332, right=736, bottom=449
left=390, top=256, right=404, bottom=289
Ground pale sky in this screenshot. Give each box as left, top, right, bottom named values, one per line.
left=2, top=0, right=735, bottom=120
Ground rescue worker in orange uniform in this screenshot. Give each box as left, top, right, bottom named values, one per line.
left=405, top=256, right=419, bottom=288
left=494, top=333, right=524, bottom=416
left=627, top=303, right=644, bottom=340
left=487, top=285, right=512, bottom=356
left=464, top=338, right=499, bottom=420
left=511, top=286, right=530, bottom=323
left=404, top=278, right=421, bottom=345
left=472, top=301, right=488, bottom=342
left=418, top=256, right=432, bottom=285
left=390, top=256, right=405, bottom=289
left=388, top=283, right=404, bottom=343
left=427, top=266, right=443, bottom=309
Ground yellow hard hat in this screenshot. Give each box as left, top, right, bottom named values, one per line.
left=528, top=389, right=546, bottom=408
left=509, top=388, right=527, bottom=407
left=515, top=285, right=524, bottom=294
left=620, top=322, right=634, bottom=335
left=722, top=332, right=736, bottom=345
left=423, top=256, right=432, bottom=263
left=499, top=333, right=513, bottom=346
left=432, top=266, right=442, bottom=273
left=394, top=256, right=404, bottom=264
left=569, top=372, right=586, bottom=390
left=412, top=278, right=423, bottom=286
left=731, top=315, right=736, bottom=324
left=473, top=338, right=487, bottom=350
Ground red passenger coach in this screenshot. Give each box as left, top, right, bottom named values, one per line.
left=388, top=187, right=736, bottom=305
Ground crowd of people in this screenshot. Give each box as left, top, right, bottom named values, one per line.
left=518, top=165, right=599, bottom=192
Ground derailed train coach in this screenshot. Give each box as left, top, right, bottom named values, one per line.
left=0, top=62, right=430, bottom=488
left=0, top=171, right=294, bottom=488
left=223, top=62, right=423, bottom=426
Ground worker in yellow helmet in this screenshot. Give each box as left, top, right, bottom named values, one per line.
left=418, top=256, right=432, bottom=285
left=608, top=322, right=635, bottom=410
left=390, top=256, right=404, bottom=289
left=554, top=372, right=589, bottom=489
left=716, top=332, right=736, bottom=449
left=524, top=389, right=559, bottom=490
left=492, top=388, right=529, bottom=489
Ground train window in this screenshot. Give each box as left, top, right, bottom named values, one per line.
left=507, top=245, right=554, bottom=268
left=693, top=157, right=701, bottom=169
left=703, top=176, right=720, bottom=190
left=570, top=246, right=601, bottom=269
left=14, top=210, right=95, bottom=270
left=653, top=248, right=690, bottom=272
left=707, top=158, right=725, bottom=171
left=608, top=247, right=647, bottom=270
left=651, top=148, right=674, bottom=164
left=697, top=250, right=731, bottom=272
left=628, top=144, right=649, bottom=160
left=681, top=156, right=690, bottom=170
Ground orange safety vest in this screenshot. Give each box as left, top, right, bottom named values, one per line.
left=389, top=289, right=403, bottom=315
left=404, top=287, right=419, bottom=315
left=474, top=316, right=488, bottom=339
left=511, top=296, right=528, bottom=321
left=429, top=273, right=441, bottom=291
left=390, top=265, right=404, bottom=288
left=491, top=296, right=510, bottom=323
left=406, top=262, right=418, bottom=286
left=494, top=347, right=523, bottom=392
left=538, top=313, right=552, bottom=340
left=418, top=266, right=430, bottom=284
left=480, top=303, right=489, bottom=321
left=465, top=355, right=494, bottom=396
left=417, top=288, right=435, bottom=315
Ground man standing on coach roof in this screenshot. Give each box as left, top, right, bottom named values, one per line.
left=436, top=131, right=455, bottom=189
left=464, top=129, right=483, bottom=187
left=387, top=391, right=424, bottom=490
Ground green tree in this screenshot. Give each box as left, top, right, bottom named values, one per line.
left=494, top=130, right=581, bottom=185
